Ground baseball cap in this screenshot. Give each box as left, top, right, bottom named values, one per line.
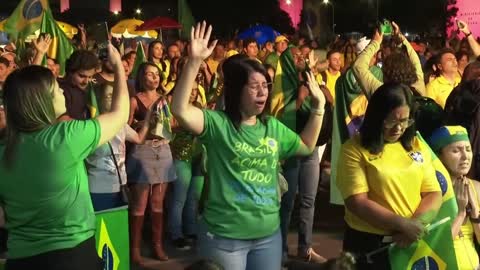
left=355, top=37, right=371, bottom=53
left=275, top=35, right=289, bottom=43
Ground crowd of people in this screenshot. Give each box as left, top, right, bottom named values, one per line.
left=0, top=13, right=480, bottom=270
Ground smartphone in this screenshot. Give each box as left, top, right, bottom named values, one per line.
left=95, top=22, right=109, bottom=60
left=379, top=19, right=393, bottom=36
left=455, top=18, right=465, bottom=30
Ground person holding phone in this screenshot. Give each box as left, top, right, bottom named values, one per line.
left=456, top=19, right=480, bottom=59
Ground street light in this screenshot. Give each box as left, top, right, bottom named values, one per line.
left=323, top=0, right=335, bottom=35
left=135, top=8, right=142, bottom=14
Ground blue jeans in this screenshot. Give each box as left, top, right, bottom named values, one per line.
left=280, top=146, right=321, bottom=254
left=90, top=192, right=124, bottom=212
left=168, top=159, right=204, bottom=240
left=197, top=220, right=282, bottom=270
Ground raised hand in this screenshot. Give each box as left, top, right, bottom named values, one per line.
left=392, top=21, right=401, bottom=36
left=373, top=29, right=383, bottom=44
left=107, top=43, right=122, bottom=69
left=456, top=19, right=471, bottom=36
left=190, top=21, right=218, bottom=61
left=305, top=71, right=326, bottom=108
left=33, top=34, right=52, bottom=54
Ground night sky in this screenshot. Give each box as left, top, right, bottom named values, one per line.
left=0, top=0, right=452, bottom=38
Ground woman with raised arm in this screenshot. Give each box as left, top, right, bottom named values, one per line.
left=171, top=22, right=326, bottom=270
left=0, top=44, right=129, bottom=270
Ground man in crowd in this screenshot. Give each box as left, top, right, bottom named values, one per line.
left=426, top=48, right=461, bottom=108
left=264, top=35, right=289, bottom=68
left=243, top=38, right=261, bottom=62
left=60, top=50, right=99, bottom=119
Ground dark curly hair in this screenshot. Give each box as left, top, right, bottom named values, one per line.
left=382, top=51, right=417, bottom=86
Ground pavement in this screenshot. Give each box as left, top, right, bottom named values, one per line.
left=133, top=187, right=346, bottom=270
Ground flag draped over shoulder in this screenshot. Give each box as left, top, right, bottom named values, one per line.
left=389, top=133, right=458, bottom=270
left=130, top=41, right=146, bottom=79
left=269, top=46, right=300, bottom=131
left=330, top=67, right=383, bottom=204
left=178, top=0, right=195, bottom=39
left=4, top=0, right=49, bottom=41
left=87, top=83, right=99, bottom=119
left=40, top=9, right=74, bottom=77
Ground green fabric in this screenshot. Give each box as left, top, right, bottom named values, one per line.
left=198, top=110, right=300, bottom=239
left=40, top=10, right=75, bottom=77
left=389, top=217, right=458, bottom=270
left=0, top=119, right=101, bottom=258
left=4, top=0, right=49, bottom=41
left=130, top=42, right=146, bottom=79
left=87, top=83, right=99, bottom=118
left=178, top=0, right=195, bottom=40
left=95, top=206, right=130, bottom=270
left=330, top=67, right=383, bottom=205
left=264, top=52, right=279, bottom=68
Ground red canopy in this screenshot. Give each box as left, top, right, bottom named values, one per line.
left=136, top=17, right=181, bottom=31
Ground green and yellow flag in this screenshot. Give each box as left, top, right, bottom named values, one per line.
left=40, top=9, right=74, bottom=77
left=4, top=0, right=49, bottom=41
left=178, top=0, right=195, bottom=39
left=389, top=133, right=458, bottom=270
left=130, top=41, right=146, bottom=79
left=269, top=46, right=300, bottom=131
left=95, top=206, right=129, bottom=270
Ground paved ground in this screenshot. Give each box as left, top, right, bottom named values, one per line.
left=133, top=186, right=346, bottom=270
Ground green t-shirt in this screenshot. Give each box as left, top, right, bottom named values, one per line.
left=264, top=52, right=280, bottom=69
left=0, top=119, right=101, bottom=259
left=199, top=110, right=300, bottom=239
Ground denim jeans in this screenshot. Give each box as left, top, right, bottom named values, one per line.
left=168, top=159, right=204, bottom=240
left=280, top=146, right=322, bottom=254
left=197, top=219, right=282, bottom=270
left=90, top=192, right=124, bottom=212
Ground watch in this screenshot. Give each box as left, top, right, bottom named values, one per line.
left=466, top=32, right=473, bottom=38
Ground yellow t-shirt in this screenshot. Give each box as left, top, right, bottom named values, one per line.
left=206, top=58, right=221, bottom=74
left=453, top=180, right=480, bottom=270
left=336, top=135, right=441, bottom=235
left=425, top=74, right=461, bottom=109
left=325, top=69, right=341, bottom=103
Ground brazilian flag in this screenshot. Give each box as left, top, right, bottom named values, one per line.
left=269, top=45, right=299, bottom=131
left=40, top=9, right=74, bottom=77
left=389, top=133, right=458, bottom=270
left=130, top=41, right=146, bottom=79
left=330, top=67, right=383, bottom=205
left=95, top=206, right=129, bottom=270
left=4, top=0, right=49, bottom=41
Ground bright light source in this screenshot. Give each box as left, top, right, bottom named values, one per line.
left=113, top=11, right=119, bottom=15
left=286, top=0, right=292, bottom=5
left=323, top=0, right=329, bottom=4
left=136, top=8, right=141, bottom=14
left=405, top=32, right=409, bottom=37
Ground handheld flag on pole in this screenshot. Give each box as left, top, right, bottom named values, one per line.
left=130, top=41, right=146, bottom=79
left=178, top=0, right=195, bottom=39
left=4, top=0, right=49, bottom=41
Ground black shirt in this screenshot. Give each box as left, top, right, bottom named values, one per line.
left=59, top=78, right=89, bottom=120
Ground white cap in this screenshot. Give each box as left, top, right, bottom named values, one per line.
left=355, top=37, right=371, bottom=53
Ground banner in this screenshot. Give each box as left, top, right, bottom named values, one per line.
left=447, top=0, right=480, bottom=38
left=95, top=206, right=129, bottom=270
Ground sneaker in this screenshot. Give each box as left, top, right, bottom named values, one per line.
left=298, top=248, right=327, bottom=263
left=185, top=234, right=197, bottom=245
left=172, top=238, right=192, bottom=250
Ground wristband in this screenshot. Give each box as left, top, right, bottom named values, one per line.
left=466, top=32, right=472, bottom=38
left=470, top=216, right=480, bottom=223
left=311, top=108, right=325, bottom=116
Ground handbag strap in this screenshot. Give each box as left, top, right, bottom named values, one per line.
left=107, top=142, right=123, bottom=187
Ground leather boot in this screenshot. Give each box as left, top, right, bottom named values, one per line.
left=129, top=215, right=146, bottom=267
left=151, top=211, right=169, bottom=261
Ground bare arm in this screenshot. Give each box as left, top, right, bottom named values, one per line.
left=32, top=34, right=52, bottom=66
left=457, top=19, right=480, bottom=58
left=411, top=191, right=442, bottom=224
left=128, top=97, right=137, bottom=125
left=296, top=72, right=326, bottom=155
left=96, top=44, right=130, bottom=146
left=171, top=22, right=217, bottom=136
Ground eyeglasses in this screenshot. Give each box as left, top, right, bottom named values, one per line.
left=247, top=82, right=272, bottom=94
left=384, top=119, right=415, bottom=129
